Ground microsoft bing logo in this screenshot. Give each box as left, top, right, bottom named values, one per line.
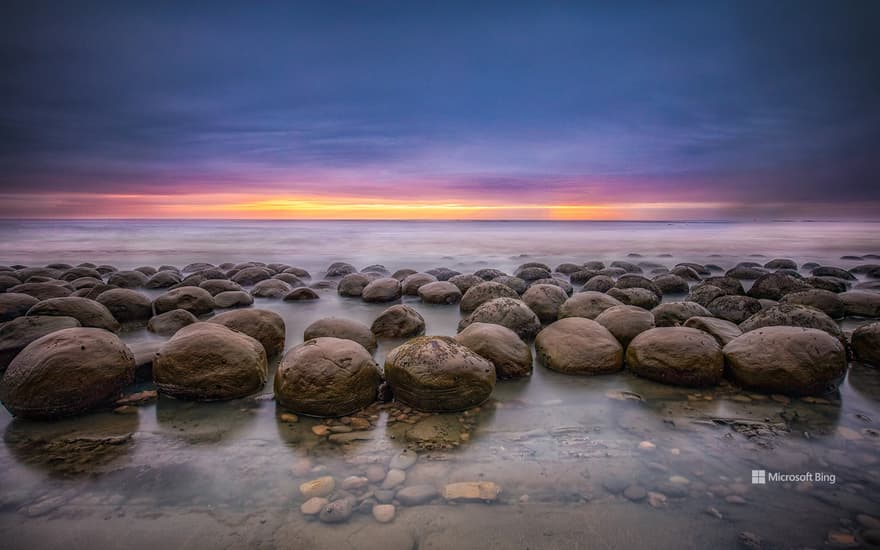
left=751, top=470, right=766, bottom=484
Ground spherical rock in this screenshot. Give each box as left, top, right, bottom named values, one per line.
left=739, top=304, right=844, bottom=343
left=0, top=275, right=22, bottom=292
left=325, top=262, right=357, bottom=277
left=154, top=322, right=267, bottom=400
left=582, top=275, right=615, bottom=293
left=96, top=288, right=153, bottom=324
left=391, top=268, right=418, bottom=281
left=460, top=282, right=519, bottom=313
left=474, top=268, right=506, bottom=281
left=687, top=283, right=730, bottom=308
left=626, top=327, right=724, bottom=387
left=425, top=267, right=461, bottom=281
left=153, top=287, right=215, bottom=316
left=708, top=295, right=763, bottom=324
left=418, top=281, right=462, bottom=305
left=536, top=318, right=623, bottom=375
left=723, top=327, right=847, bottom=395
left=532, top=277, right=573, bottom=295
left=305, top=318, right=377, bottom=353
left=568, top=270, right=597, bottom=285
left=725, top=265, right=768, bottom=280
left=144, top=271, right=182, bottom=289
left=811, top=266, right=856, bottom=281
left=371, top=305, right=426, bottom=338
left=107, top=270, right=149, bottom=289
left=8, top=282, right=72, bottom=301
left=456, top=322, right=533, bottom=379
left=558, top=291, right=623, bottom=320
left=338, top=273, right=373, bottom=297
left=839, top=290, right=880, bottom=318
left=319, top=497, right=354, bottom=523
left=147, top=309, right=198, bottom=336
left=615, top=274, right=661, bottom=296
left=747, top=272, right=811, bottom=301
left=653, top=274, right=689, bottom=295
left=230, top=266, right=272, bottom=286
left=213, top=290, right=254, bottom=308
left=595, top=305, right=655, bottom=347
left=682, top=316, right=742, bottom=347
left=780, top=289, right=845, bottom=319
left=447, top=274, right=484, bottom=294
left=0, top=327, right=135, bottom=419
left=852, top=322, right=880, bottom=366
left=362, top=278, right=402, bottom=303
left=764, top=258, right=798, bottom=270
left=273, top=273, right=306, bottom=287
left=514, top=265, right=551, bottom=282
left=372, top=504, right=396, bottom=523
left=650, top=301, right=711, bottom=327
left=284, top=287, right=320, bottom=301
left=606, top=287, right=660, bottom=309
left=250, top=279, right=292, bottom=299
left=0, top=293, right=40, bottom=322
left=0, top=315, right=81, bottom=373
left=275, top=337, right=380, bottom=417
left=458, top=297, right=542, bottom=340
left=806, top=276, right=849, bottom=293
left=492, top=275, right=528, bottom=294
left=209, top=308, right=285, bottom=357
left=402, top=273, right=438, bottom=296
left=199, top=279, right=242, bottom=296
left=27, top=297, right=120, bottom=332
left=384, top=336, right=495, bottom=412
left=522, top=283, right=568, bottom=323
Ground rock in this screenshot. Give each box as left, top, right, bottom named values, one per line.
left=284, top=287, right=320, bottom=301
left=474, top=268, right=506, bottom=281
left=96, top=288, right=153, bottom=324
left=623, top=485, right=647, bottom=501
left=455, top=322, right=533, bottom=379
left=852, top=322, right=880, bottom=366
left=362, top=278, right=402, bottom=303
left=595, top=305, right=655, bottom=347
left=651, top=301, right=712, bottom=327
left=558, top=291, right=623, bottom=320
left=152, top=287, right=214, bottom=316
left=492, top=275, right=528, bottom=294
left=371, top=305, right=426, bottom=338
left=374, top=490, right=396, bottom=504
left=384, top=336, right=495, bottom=412
left=839, top=290, right=880, bottom=318
left=582, top=275, right=615, bottom=292
left=448, top=274, right=485, bottom=294
left=682, top=316, right=742, bottom=346
left=144, top=271, right=182, bottom=289
left=739, top=304, right=844, bottom=344
left=275, top=337, right=380, bottom=417
left=337, top=273, right=373, bottom=297
left=708, top=295, right=763, bottom=323
left=442, top=481, right=502, bottom=502
left=535, top=318, right=623, bottom=375
left=653, top=273, right=690, bottom=294
left=372, top=504, right=396, bottom=523
left=687, top=284, right=731, bottom=308
left=319, top=497, right=354, bottom=523
left=381, top=468, right=406, bottom=489
left=273, top=273, right=306, bottom=287
left=209, top=308, right=285, bottom=357
left=305, top=317, right=377, bottom=353
left=301, top=497, right=328, bottom=515
left=726, top=265, right=768, bottom=280
left=153, top=322, right=267, bottom=400
left=765, top=258, right=797, bottom=270
left=626, top=327, right=724, bottom=387
left=365, top=465, right=387, bottom=483
left=780, top=289, right=845, bottom=319
left=0, top=293, right=40, bottom=322
left=199, top=279, right=242, bottom=296
left=147, top=309, right=198, bottom=336
left=27, top=297, right=120, bottom=332
left=0, top=275, right=23, bottom=292
left=458, top=297, right=542, bottom=340
left=418, top=281, right=462, bottom=305
left=300, top=476, right=336, bottom=498
left=402, top=273, right=438, bottom=296
left=606, top=287, right=660, bottom=309
left=812, top=266, right=856, bottom=280
left=648, top=492, right=668, bottom=508
left=747, top=272, right=811, bottom=300
left=0, top=315, right=81, bottom=373
left=106, top=270, right=149, bottom=289
left=426, top=267, right=461, bottom=281
left=341, top=476, right=369, bottom=490
left=522, top=284, right=568, bottom=323
left=250, top=279, right=292, bottom=298
left=615, top=274, right=661, bottom=296
left=389, top=448, right=418, bottom=469
left=723, top=326, right=847, bottom=395
left=230, top=266, right=272, bottom=286
left=396, top=484, right=439, bottom=506
left=514, top=266, right=551, bottom=282
left=460, top=282, right=519, bottom=313
left=213, top=290, right=254, bottom=308
left=0, top=327, right=135, bottom=419
left=808, top=276, right=850, bottom=293
left=325, top=262, right=357, bottom=277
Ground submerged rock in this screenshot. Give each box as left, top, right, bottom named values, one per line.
left=458, top=297, right=542, bottom=340
left=147, top=309, right=198, bottom=336
left=27, top=297, right=120, bottom=332
left=522, top=283, right=568, bottom=323
left=558, top=291, right=623, bottom=320
left=152, top=287, right=215, bottom=316
left=306, top=317, right=377, bottom=353
left=460, top=281, right=519, bottom=313
left=96, top=288, right=153, bottom=324
left=418, top=281, right=462, bottom=305
left=852, top=322, right=880, bottom=366
left=0, top=327, right=135, bottom=419
left=0, top=315, right=81, bottom=373
left=275, top=337, right=380, bottom=417
left=384, top=336, right=495, bottom=412
left=371, top=305, right=426, bottom=338
left=536, top=317, right=623, bottom=375
left=209, top=308, right=286, bottom=357
left=594, top=305, right=655, bottom=347
left=213, top=290, right=254, bottom=308
left=337, top=273, right=374, bottom=297
left=626, top=327, right=724, bottom=387
left=456, top=322, right=533, bottom=379
left=402, top=273, right=438, bottom=296
left=362, top=278, right=402, bottom=303
left=442, top=481, right=502, bottom=502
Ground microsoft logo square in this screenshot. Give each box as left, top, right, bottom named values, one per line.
left=752, top=470, right=766, bottom=484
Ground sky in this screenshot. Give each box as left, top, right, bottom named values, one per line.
left=1, top=0, right=878, bottom=220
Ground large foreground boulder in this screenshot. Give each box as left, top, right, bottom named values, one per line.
left=852, top=322, right=880, bottom=367
left=723, top=327, right=846, bottom=395
left=535, top=318, right=623, bottom=375
left=153, top=322, right=267, bottom=400
left=27, top=297, right=120, bottom=332
left=384, top=336, right=495, bottom=412
left=458, top=297, right=542, bottom=340
left=371, top=305, right=426, bottom=338
left=739, top=304, right=844, bottom=344
left=456, top=322, right=533, bottom=379
left=96, top=288, right=153, bottom=324
left=0, top=316, right=81, bottom=373
left=209, top=308, right=286, bottom=357
left=0, top=327, right=135, bottom=419
left=626, top=327, right=724, bottom=387
left=274, top=337, right=380, bottom=417
left=153, top=287, right=215, bottom=316
left=305, top=317, right=377, bottom=353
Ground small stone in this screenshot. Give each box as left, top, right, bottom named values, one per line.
left=442, top=481, right=502, bottom=502
left=374, top=489, right=396, bottom=504
left=381, top=468, right=406, bottom=489
left=706, top=507, right=723, bottom=519
left=365, top=464, right=387, bottom=483
left=647, top=492, right=667, bottom=508
left=341, top=476, right=369, bottom=491
left=623, top=485, right=647, bottom=501
left=349, top=417, right=370, bottom=430
left=638, top=441, right=656, bottom=451
left=731, top=395, right=752, bottom=403
left=738, top=532, right=763, bottom=550
left=312, top=425, right=331, bottom=436
left=670, top=448, right=681, bottom=455
left=389, top=449, right=418, bottom=470
left=299, top=476, right=335, bottom=498
left=372, top=504, right=395, bottom=523
left=116, top=390, right=158, bottom=406
left=669, top=475, right=689, bottom=485
left=319, top=498, right=354, bottom=523
left=395, top=484, right=439, bottom=506
left=300, top=497, right=328, bottom=515
left=827, top=531, right=857, bottom=547
left=113, top=405, right=137, bottom=414
left=328, top=425, right=353, bottom=433
left=291, top=457, right=313, bottom=476
left=725, top=495, right=747, bottom=505
left=518, top=494, right=529, bottom=503
left=280, top=413, right=299, bottom=423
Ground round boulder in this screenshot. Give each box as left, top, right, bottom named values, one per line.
left=653, top=274, right=689, bottom=295
left=418, top=281, right=462, bottom=305
left=371, top=305, right=426, bottom=338
left=27, top=297, right=120, bottom=332
left=338, top=273, right=373, bottom=297
left=852, top=322, right=880, bottom=366
left=199, top=279, right=242, bottom=296
left=213, top=290, right=254, bottom=308
left=650, top=302, right=711, bottom=327
left=682, top=316, right=742, bottom=347
left=595, top=305, right=655, bottom=347
left=558, top=291, right=623, bottom=320
left=460, top=282, right=519, bottom=313
left=606, top=287, right=660, bottom=310
left=747, top=272, right=811, bottom=301
left=0, top=293, right=40, bottom=322
left=723, top=327, right=846, bottom=395
left=96, top=288, right=153, bottom=324
left=250, top=279, right=292, bottom=299
left=839, top=290, right=880, bottom=318
left=107, top=270, right=149, bottom=289
left=0, top=315, right=81, bottom=373
left=707, top=295, right=763, bottom=324
left=626, top=327, right=724, bottom=387
left=147, top=309, right=198, bottom=336
left=402, top=273, right=438, bottom=296
left=535, top=318, right=623, bottom=375
left=384, top=336, right=495, bottom=412
left=0, top=328, right=135, bottom=418
left=522, top=283, right=568, bottom=323
left=361, top=278, right=402, bottom=303
left=739, top=304, right=844, bottom=343
left=8, top=282, right=72, bottom=301
left=456, top=322, right=533, bottom=379
left=458, top=297, right=542, bottom=341
left=153, top=322, right=268, bottom=400
left=304, top=317, right=377, bottom=354
left=209, top=309, right=285, bottom=357
left=230, top=266, right=272, bottom=286
left=284, top=287, right=320, bottom=301
left=274, top=337, right=381, bottom=417
left=153, top=287, right=215, bottom=316
left=780, top=289, right=845, bottom=320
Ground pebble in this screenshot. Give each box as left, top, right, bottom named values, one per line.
left=116, top=390, right=158, bottom=406
left=381, top=468, right=406, bottom=489
left=827, top=531, right=857, bottom=547
left=365, top=464, right=387, bottom=483
left=638, top=441, right=656, bottom=451
left=341, top=476, right=369, bottom=491
left=280, top=413, right=298, bottom=423
left=670, top=448, right=681, bottom=456
left=647, top=492, right=667, bottom=508
left=725, top=495, right=747, bottom=505
left=389, top=449, right=418, bottom=470
left=372, top=504, right=396, bottom=523
left=299, top=476, right=335, bottom=498
left=113, top=405, right=138, bottom=414
left=395, top=484, right=439, bottom=506
left=669, top=475, right=689, bottom=485
left=602, top=477, right=630, bottom=494
left=623, top=485, right=647, bottom=501
left=311, top=425, right=331, bottom=436
left=374, top=489, right=396, bottom=504
left=328, top=425, right=352, bottom=433
left=442, top=481, right=502, bottom=502
left=349, top=417, right=371, bottom=430
left=731, top=395, right=752, bottom=403
left=706, top=507, right=723, bottom=519
left=291, top=458, right=313, bottom=476
left=300, top=497, right=328, bottom=515
left=319, top=498, right=354, bottom=523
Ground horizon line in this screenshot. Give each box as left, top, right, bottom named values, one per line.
left=1, top=217, right=879, bottom=223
